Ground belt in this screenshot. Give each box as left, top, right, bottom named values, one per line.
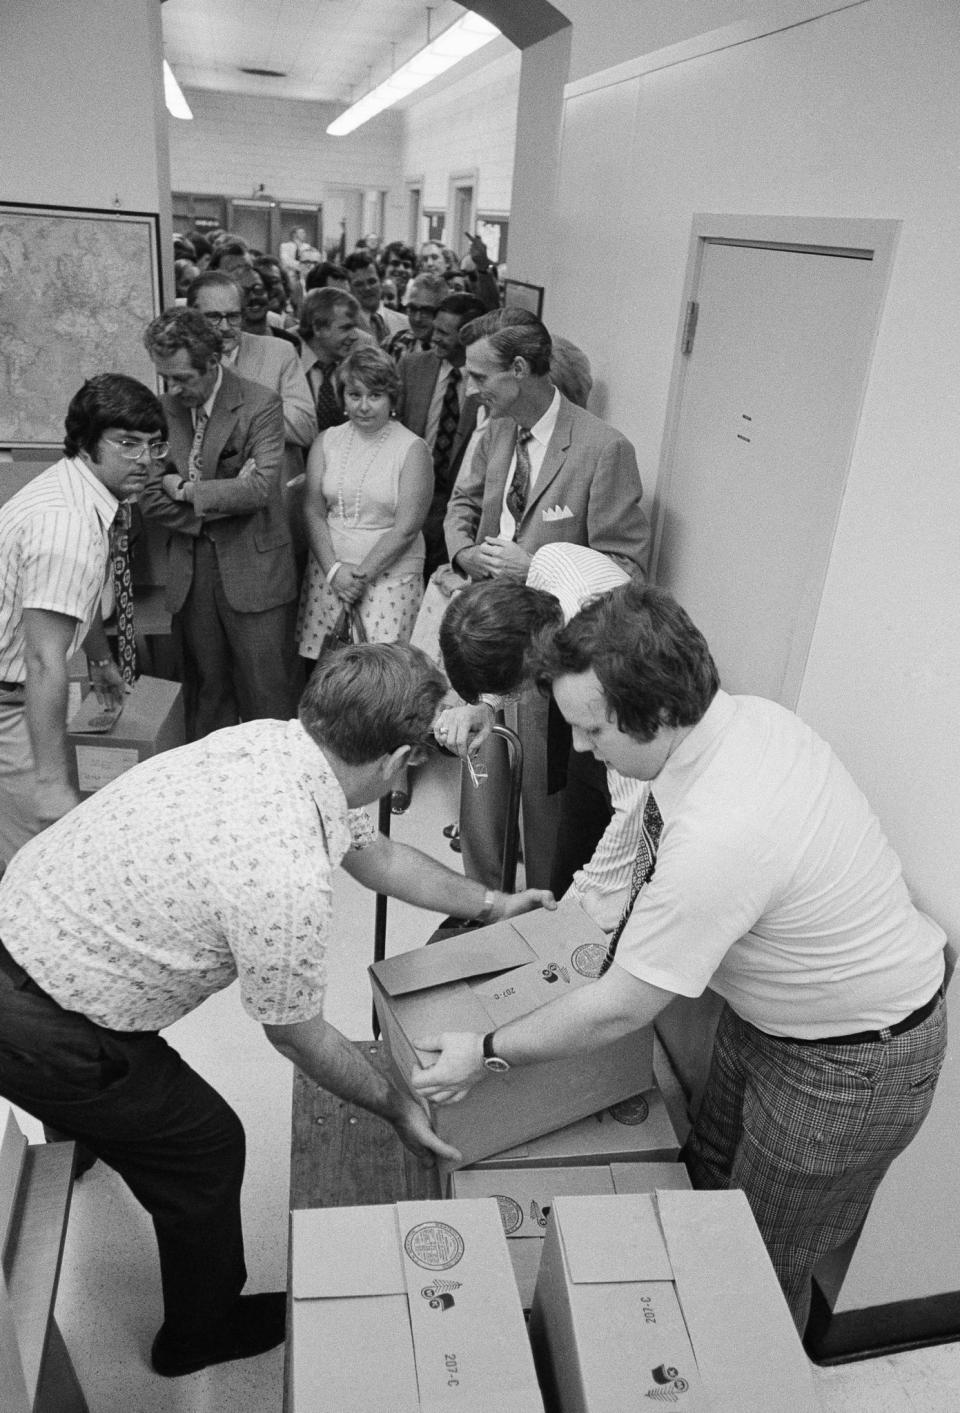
left=778, top=986, right=943, bottom=1046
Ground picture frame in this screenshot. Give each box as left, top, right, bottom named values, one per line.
left=502, top=278, right=544, bottom=319
left=0, top=202, right=162, bottom=449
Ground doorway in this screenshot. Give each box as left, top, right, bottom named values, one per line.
left=653, top=215, right=898, bottom=707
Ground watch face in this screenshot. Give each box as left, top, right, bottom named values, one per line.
left=483, top=1055, right=510, bottom=1074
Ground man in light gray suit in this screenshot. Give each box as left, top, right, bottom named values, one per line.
left=186, top=272, right=316, bottom=488
left=442, top=308, right=651, bottom=894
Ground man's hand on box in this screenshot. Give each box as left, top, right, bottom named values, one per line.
left=410, top=1032, right=486, bottom=1106
left=495, top=888, right=556, bottom=920
left=388, top=1087, right=463, bottom=1165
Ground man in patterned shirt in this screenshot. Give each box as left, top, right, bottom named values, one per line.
left=0, top=642, right=552, bottom=1378
left=0, top=374, right=167, bottom=865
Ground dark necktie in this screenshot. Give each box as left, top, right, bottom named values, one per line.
left=505, top=427, right=534, bottom=533
left=432, top=366, right=461, bottom=482
left=599, top=791, right=664, bottom=975
left=315, top=366, right=345, bottom=431
left=187, top=407, right=208, bottom=481
left=109, top=500, right=137, bottom=684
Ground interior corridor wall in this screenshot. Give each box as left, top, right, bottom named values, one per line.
left=400, top=48, right=521, bottom=252
left=546, top=0, right=960, bottom=939
left=167, top=89, right=405, bottom=245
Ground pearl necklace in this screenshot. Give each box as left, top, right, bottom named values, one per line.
left=335, top=422, right=392, bottom=526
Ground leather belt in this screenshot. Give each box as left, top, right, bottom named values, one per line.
left=779, top=986, right=943, bottom=1046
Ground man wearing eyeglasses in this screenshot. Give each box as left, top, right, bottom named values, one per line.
left=0, top=373, right=168, bottom=864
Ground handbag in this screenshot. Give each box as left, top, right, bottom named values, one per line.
left=319, top=603, right=367, bottom=657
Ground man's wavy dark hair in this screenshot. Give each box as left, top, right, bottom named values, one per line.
left=439, top=581, right=563, bottom=702
left=299, top=642, right=445, bottom=765
left=532, top=582, right=719, bottom=742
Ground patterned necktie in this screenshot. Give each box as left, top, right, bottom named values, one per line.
left=599, top=791, right=664, bottom=975
left=315, top=366, right=344, bottom=431
left=432, top=366, right=461, bottom=481
left=371, top=311, right=388, bottom=346
left=505, top=427, right=534, bottom=533
left=109, top=500, right=137, bottom=684
left=188, top=407, right=208, bottom=482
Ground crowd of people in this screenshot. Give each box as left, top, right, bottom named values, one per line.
left=0, top=216, right=947, bottom=1381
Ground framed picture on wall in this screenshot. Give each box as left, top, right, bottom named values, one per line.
left=502, top=279, right=544, bottom=319
left=0, top=202, right=162, bottom=449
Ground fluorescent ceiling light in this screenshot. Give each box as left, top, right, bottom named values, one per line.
left=327, top=12, right=499, bottom=136
left=164, top=59, right=193, bottom=120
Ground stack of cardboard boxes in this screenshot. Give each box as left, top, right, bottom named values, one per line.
left=288, top=908, right=820, bottom=1410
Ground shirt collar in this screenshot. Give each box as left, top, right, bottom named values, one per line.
left=197, top=364, right=224, bottom=424
left=286, top=719, right=353, bottom=847
left=525, top=385, right=561, bottom=447
left=70, top=455, right=120, bottom=528
left=650, top=689, right=735, bottom=814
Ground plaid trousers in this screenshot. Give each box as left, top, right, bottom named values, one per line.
left=682, top=996, right=947, bottom=1332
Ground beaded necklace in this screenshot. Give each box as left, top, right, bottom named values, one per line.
left=335, top=421, right=392, bottom=525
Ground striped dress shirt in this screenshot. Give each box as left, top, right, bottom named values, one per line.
left=0, top=457, right=116, bottom=682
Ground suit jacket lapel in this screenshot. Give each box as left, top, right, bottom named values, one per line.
left=200, top=368, right=244, bottom=479
left=520, top=394, right=573, bottom=524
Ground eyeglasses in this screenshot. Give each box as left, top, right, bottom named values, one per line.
left=103, top=437, right=169, bottom=461
left=202, top=310, right=243, bottom=326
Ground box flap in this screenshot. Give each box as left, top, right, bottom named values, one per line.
left=508, top=900, right=608, bottom=971
left=291, top=1206, right=404, bottom=1297
left=658, top=1190, right=819, bottom=1411
left=451, top=1166, right=618, bottom=1238
left=554, top=1194, right=675, bottom=1283
left=371, top=922, right=536, bottom=998
left=610, top=1163, right=692, bottom=1193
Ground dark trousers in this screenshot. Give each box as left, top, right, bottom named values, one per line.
left=0, top=940, right=247, bottom=1345
left=178, top=537, right=296, bottom=741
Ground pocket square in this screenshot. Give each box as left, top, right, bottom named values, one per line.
left=542, top=504, right=574, bottom=522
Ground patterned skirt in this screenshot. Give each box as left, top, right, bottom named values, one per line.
left=296, top=560, right=424, bottom=659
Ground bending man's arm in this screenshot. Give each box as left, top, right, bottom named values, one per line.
left=263, top=1013, right=461, bottom=1164
left=341, top=832, right=554, bottom=921
left=22, top=607, right=82, bottom=826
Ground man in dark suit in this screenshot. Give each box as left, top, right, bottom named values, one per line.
left=442, top=307, right=651, bottom=892
left=141, top=309, right=297, bottom=740
left=396, top=293, right=486, bottom=579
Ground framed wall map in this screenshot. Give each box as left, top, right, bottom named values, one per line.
left=0, top=203, right=162, bottom=449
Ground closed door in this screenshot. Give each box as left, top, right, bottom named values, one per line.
left=654, top=236, right=885, bottom=706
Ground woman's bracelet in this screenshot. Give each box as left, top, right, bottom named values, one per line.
left=325, top=561, right=343, bottom=585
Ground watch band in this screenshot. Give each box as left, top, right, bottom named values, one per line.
left=482, top=1030, right=510, bottom=1074
left=472, top=888, right=496, bottom=925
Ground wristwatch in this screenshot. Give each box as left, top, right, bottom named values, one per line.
left=482, top=1031, right=510, bottom=1074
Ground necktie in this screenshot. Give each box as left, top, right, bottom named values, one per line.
left=188, top=407, right=208, bottom=482
left=432, top=367, right=461, bottom=482
left=109, top=500, right=137, bottom=684
left=315, top=366, right=344, bottom=431
left=505, top=427, right=534, bottom=533
left=599, top=791, right=664, bottom=975
left=371, top=311, right=388, bottom=346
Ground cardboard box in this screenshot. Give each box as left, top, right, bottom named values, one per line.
left=451, top=1163, right=691, bottom=1308
left=465, top=1082, right=680, bottom=1173
left=370, top=902, right=654, bottom=1168
left=67, top=675, right=184, bottom=795
left=290, top=1199, right=543, bottom=1412
left=530, top=1191, right=819, bottom=1412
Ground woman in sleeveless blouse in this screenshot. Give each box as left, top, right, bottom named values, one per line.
left=296, top=345, right=432, bottom=809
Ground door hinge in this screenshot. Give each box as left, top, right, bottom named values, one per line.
left=681, top=300, right=699, bottom=356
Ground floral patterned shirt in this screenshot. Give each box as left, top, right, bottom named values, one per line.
left=0, top=719, right=377, bottom=1030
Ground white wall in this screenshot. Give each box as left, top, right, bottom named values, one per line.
left=546, top=0, right=960, bottom=947
left=0, top=0, right=172, bottom=295
left=400, top=48, right=521, bottom=246
left=167, top=89, right=405, bottom=241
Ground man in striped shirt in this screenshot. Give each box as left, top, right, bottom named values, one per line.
left=0, top=374, right=167, bottom=864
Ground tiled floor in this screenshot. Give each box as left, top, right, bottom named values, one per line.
left=27, top=751, right=960, bottom=1409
